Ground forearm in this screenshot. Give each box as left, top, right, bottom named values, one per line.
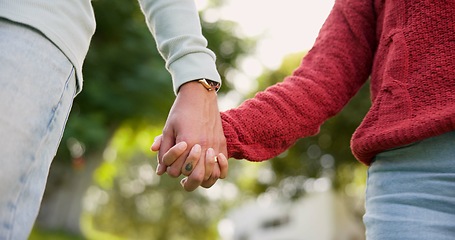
left=221, top=0, right=377, bottom=161
left=221, top=77, right=335, bottom=161
left=137, top=0, right=221, bottom=94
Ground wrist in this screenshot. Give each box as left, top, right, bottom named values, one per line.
left=178, top=81, right=217, bottom=99
left=175, top=81, right=220, bottom=114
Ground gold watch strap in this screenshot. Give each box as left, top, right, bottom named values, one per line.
left=197, top=79, right=220, bottom=92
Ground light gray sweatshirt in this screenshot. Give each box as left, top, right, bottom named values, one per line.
left=0, top=0, right=221, bottom=94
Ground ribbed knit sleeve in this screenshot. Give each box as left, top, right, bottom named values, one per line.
left=221, top=0, right=377, bottom=161
left=138, top=0, right=221, bottom=94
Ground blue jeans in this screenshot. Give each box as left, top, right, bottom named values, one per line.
left=0, top=19, right=76, bottom=240
left=364, top=131, right=455, bottom=240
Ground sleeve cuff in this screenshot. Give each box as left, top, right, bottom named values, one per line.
left=168, top=52, right=222, bottom=95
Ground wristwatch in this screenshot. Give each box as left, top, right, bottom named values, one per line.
left=197, top=79, right=221, bottom=92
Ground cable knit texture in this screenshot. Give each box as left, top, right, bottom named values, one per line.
left=221, top=0, right=455, bottom=165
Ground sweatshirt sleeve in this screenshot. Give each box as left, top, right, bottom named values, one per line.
left=221, top=0, right=377, bottom=161
left=137, top=0, right=221, bottom=94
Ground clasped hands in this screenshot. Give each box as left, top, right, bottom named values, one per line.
left=150, top=81, right=228, bottom=191
left=151, top=135, right=228, bottom=191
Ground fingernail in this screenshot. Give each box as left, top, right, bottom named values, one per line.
left=194, top=144, right=201, bottom=153
left=156, top=164, right=161, bottom=173
left=176, top=141, right=187, bottom=150
left=207, top=148, right=215, bottom=156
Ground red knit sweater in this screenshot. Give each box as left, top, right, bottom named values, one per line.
left=221, top=0, right=455, bottom=165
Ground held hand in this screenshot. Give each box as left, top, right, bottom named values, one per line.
left=151, top=136, right=229, bottom=191
left=181, top=150, right=228, bottom=191
left=156, top=81, right=226, bottom=178
left=152, top=135, right=187, bottom=174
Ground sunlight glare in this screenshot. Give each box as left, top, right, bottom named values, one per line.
left=220, top=0, right=334, bottom=70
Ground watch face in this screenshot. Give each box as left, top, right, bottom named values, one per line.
left=198, top=79, right=220, bottom=91
left=208, top=80, right=221, bottom=91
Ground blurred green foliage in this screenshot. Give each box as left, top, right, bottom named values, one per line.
left=29, top=228, right=84, bottom=240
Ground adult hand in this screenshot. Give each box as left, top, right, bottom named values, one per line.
left=154, top=80, right=227, bottom=178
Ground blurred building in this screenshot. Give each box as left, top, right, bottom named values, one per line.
left=218, top=189, right=364, bottom=240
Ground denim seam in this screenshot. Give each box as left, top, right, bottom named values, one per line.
left=6, top=67, right=75, bottom=240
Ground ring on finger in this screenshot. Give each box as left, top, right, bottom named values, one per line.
left=214, top=156, right=218, bottom=163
